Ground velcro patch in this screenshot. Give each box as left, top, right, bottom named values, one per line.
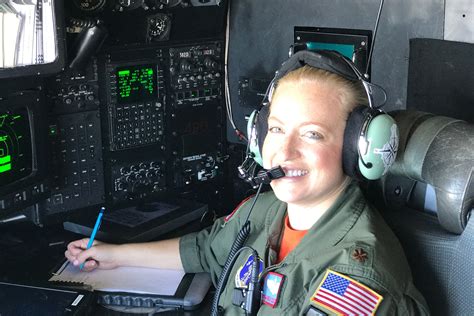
left=262, top=272, right=285, bottom=308
left=234, top=254, right=263, bottom=289
left=310, top=269, right=383, bottom=316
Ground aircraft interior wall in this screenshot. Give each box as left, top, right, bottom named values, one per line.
left=226, top=0, right=453, bottom=143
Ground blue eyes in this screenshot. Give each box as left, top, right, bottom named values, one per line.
left=268, top=127, right=323, bottom=140
left=303, top=131, right=323, bottom=140
left=268, top=127, right=282, bottom=133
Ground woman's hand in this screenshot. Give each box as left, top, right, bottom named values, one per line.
left=65, top=238, right=121, bottom=272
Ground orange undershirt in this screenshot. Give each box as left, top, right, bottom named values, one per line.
left=277, top=216, right=309, bottom=263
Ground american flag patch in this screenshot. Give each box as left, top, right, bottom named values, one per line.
left=310, top=269, right=383, bottom=316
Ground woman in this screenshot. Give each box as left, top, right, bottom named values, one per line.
left=66, top=52, right=429, bottom=315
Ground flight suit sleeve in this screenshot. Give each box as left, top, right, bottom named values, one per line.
left=374, top=281, right=430, bottom=316
left=179, top=198, right=257, bottom=285
left=303, top=266, right=430, bottom=316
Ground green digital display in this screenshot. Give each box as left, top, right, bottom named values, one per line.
left=305, top=42, right=355, bottom=60
left=116, top=64, right=157, bottom=104
left=0, top=108, right=33, bottom=185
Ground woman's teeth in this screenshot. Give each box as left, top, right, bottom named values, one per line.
left=286, top=170, right=308, bottom=177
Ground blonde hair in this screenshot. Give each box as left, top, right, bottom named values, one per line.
left=271, top=65, right=368, bottom=114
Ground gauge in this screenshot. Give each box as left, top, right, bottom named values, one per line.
left=117, top=0, right=144, bottom=10
left=148, top=13, right=171, bottom=41
left=150, top=0, right=182, bottom=9
left=73, top=0, right=107, bottom=12
left=161, top=0, right=182, bottom=7
left=150, top=17, right=167, bottom=37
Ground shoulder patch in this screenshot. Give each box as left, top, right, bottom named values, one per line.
left=310, top=269, right=383, bottom=316
left=262, top=272, right=285, bottom=308
left=234, top=254, right=264, bottom=289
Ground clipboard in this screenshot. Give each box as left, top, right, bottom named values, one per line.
left=95, top=272, right=211, bottom=311
left=49, top=261, right=212, bottom=311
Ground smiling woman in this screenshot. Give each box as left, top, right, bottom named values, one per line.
left=176, top=50, right=429, bottom=315
left=263, top=72, right=354, bottom=228
left=65, top=50, right=430, bottom=315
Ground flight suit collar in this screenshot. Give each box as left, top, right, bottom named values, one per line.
left=264, top=199, right=286, bottom=266
left=264, top=181, right=365, bottom=264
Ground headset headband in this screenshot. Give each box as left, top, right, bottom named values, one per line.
left=248, top=48, right=398, bottom=181
left=273, top=50, right=362, bottom=84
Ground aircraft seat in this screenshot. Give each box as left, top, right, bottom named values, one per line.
left=366, top=110, right=474, bottom=316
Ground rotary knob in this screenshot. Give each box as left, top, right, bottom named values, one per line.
left=180, top=60, right=193, bottom=72
left=204, top=57, right=218, bottom=70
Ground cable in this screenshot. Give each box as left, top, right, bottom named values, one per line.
left=365, top=0, right=385, bottom=76
left=242, top=183, right=264, bottom=223
left=212, top=246, right=257, bottom=315
left=245, top=247, right=261, bottom=315
left=363, top=0, right=387, bottom=110
left=69, top=17, right=98, bottom=28
left=210, top=183, right=264, bottom=316
left=223, top=0, right=247, bottom=142
left=211, top=222, right=251, bottom=316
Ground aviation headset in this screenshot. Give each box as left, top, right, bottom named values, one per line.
left=247, top=49, right=399, bottom=180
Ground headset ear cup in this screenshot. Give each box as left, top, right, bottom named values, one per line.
left=343, top=106, right=367, bottom=179
left=343, top=106, right=399, bottom=180
left=247, top=110, right=261, bottom=166
left=255, top=105, right=269, bottom=166
left=247, top=106, right=270, bottom=167
left=358, top=113, right=399, bottom=180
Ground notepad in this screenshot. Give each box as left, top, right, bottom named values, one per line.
left=49, top=261, right=185, bottom=296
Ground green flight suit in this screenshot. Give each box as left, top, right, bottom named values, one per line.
left=179, top=182, right=430, bottom=315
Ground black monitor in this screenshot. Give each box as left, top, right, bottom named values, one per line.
left=0, top=91, right=50, bottom=219
left=294, top=26, right=372, bottom=78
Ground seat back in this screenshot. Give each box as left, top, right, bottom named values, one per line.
left=367, top=110, right=474, bottom=315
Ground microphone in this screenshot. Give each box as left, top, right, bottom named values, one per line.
left=357, top=136, right=373, bottom=169
left=254, top=166, right=286, bottom=185
left=238, top=156, right=286, bottom=188
left=359, top=157, right=373, bottom=169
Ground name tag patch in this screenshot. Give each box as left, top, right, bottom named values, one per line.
left=262, top=272, right=285, bottom=308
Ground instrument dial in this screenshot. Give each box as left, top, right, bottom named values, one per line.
left=72, top=0, right=107, bottom=12
left=146, top=13, right=171, bottom=42
left=117, top=0, right=144, bottom=10
left=149, top=14, right=170, bottom=38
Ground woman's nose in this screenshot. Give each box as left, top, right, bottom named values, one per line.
left=277, top=134, right=299, bottom=160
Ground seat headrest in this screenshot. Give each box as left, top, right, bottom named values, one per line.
left=377, top=110, right=474, bottom=234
